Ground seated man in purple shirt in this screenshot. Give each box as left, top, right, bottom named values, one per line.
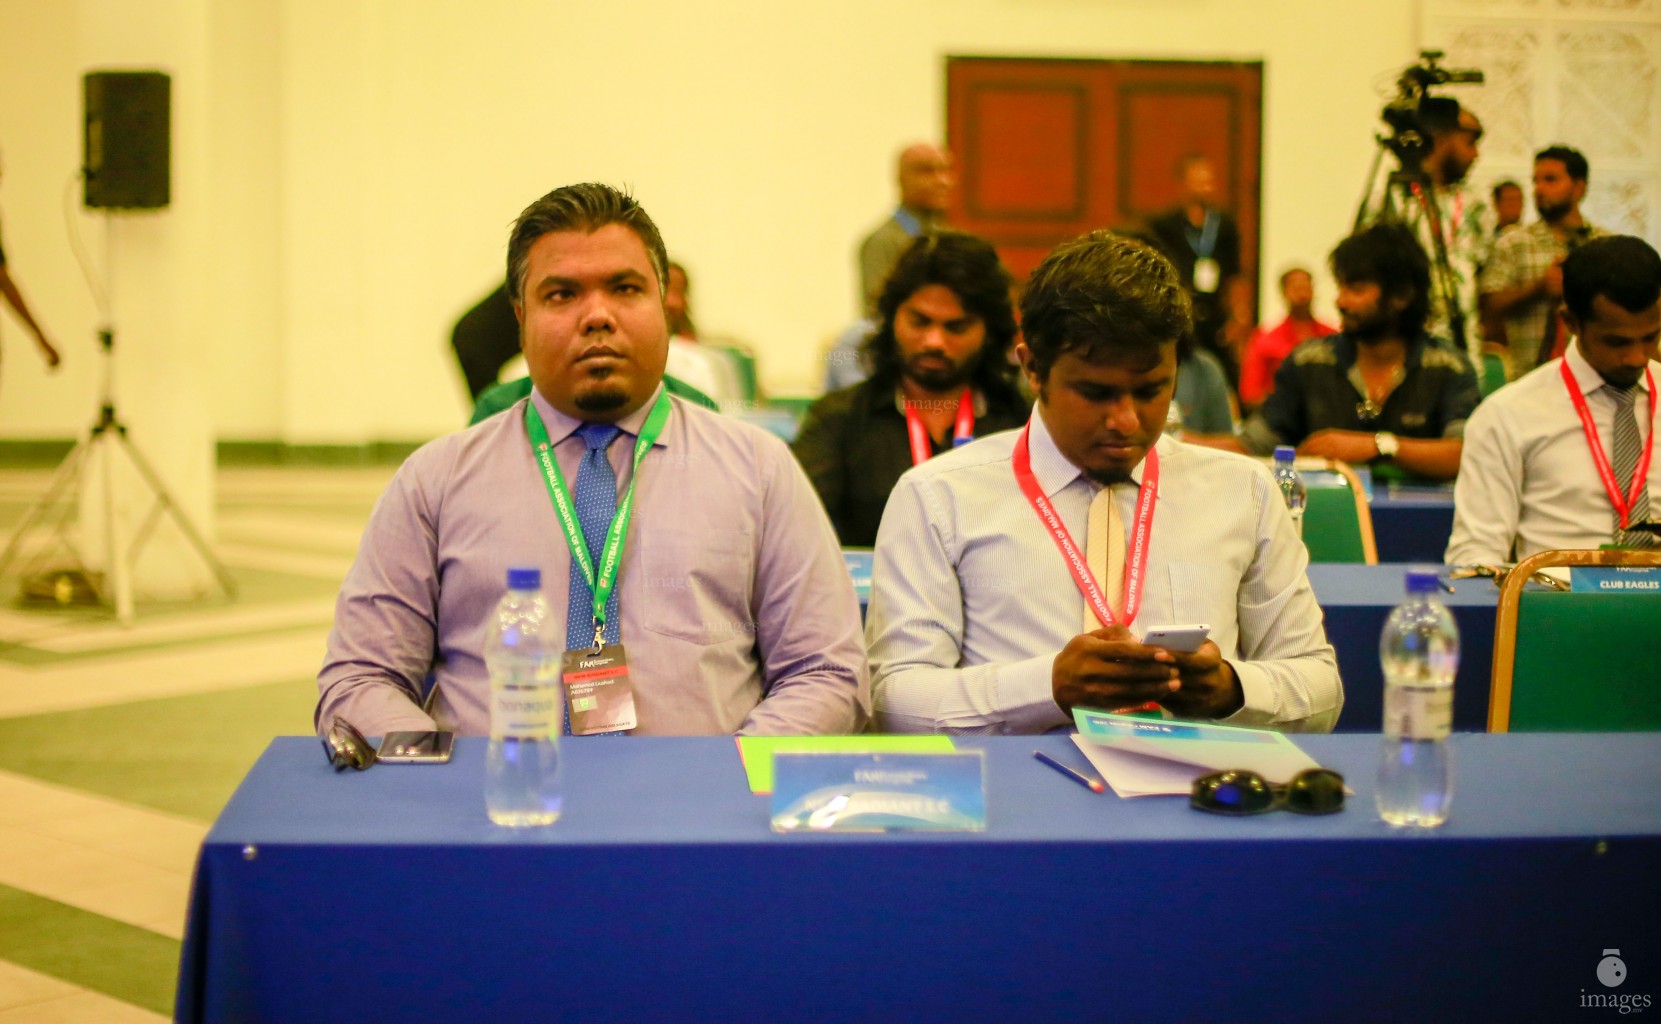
left=316, top=183, right=869, bottom=737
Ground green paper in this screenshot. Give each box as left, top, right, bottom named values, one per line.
left=736, top=735, right=956, bottom=793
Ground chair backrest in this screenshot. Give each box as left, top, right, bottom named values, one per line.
left=712, top=345, right=759, bottom=403
left=1489, top=548, right=1661, bottom=732
left=1287, top=458, right=1378, bottom=564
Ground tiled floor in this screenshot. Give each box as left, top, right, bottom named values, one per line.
left=0, top=463, right=396, bottom=1020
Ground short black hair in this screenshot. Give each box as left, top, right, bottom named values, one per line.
left=506, top=183, right=668, bottom=305
left=864, top=232, right=1020, bottom=396
left=1020, top=230, right=1191, bottom=380
left=1279, top=265, right=1313, bottom=290
left=1535, top=145, right=1589, bottom=182
left=1418, top=96, right=1464, bottom=137
left=1329, top=221, right=1432, bottom=338
left=1562, top=235, right=1661, bottom=321
left=1492, top=180, right=1523, bottom=201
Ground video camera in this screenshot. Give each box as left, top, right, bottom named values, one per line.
left=1379, top=50, right=1485, bottom=166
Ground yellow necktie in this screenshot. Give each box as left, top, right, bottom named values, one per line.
left=1084, top=484, right=1124, bottom=632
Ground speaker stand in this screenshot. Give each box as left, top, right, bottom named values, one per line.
left=0, top=329, right=235, bottom=623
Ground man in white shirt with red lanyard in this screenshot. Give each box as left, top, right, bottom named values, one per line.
left=1447, top=234, right=1661, bottom=565
left=866, top=230, right=1341, bottom=734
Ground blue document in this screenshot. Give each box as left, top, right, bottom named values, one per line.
left=770, top=752, right=986, bottom=832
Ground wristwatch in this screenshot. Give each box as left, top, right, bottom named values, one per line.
left=1374, top=432, right=1400, bottom=459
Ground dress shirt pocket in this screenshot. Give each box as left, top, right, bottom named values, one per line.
left=1165, top=561, right=1236, bottom=629
left=638, top=527, right=756, bottom=646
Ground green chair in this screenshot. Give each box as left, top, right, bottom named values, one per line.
left=1489, top=548, right=1661, bottom=732
left=713, top=345, right=759, bottom=404
left=469, top=374, right=718, bottom=426
left=1479, top=351, right=1508, bottom=397
left=1291, top=458, right=1378, bottom=564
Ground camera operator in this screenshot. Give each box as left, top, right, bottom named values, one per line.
left=1363, top=91, right=1495, bottom=369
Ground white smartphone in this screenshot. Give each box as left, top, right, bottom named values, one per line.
left=1140, top=624, right=1212, bottom=653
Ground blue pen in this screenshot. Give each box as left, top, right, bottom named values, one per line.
left=1033, top=750, right=1104, bottom=794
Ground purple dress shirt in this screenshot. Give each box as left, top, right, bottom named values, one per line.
left=316, top=385, right=870, bottom=737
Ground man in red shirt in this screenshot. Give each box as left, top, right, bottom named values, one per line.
left=1237, top=267, right=1335, bottom=412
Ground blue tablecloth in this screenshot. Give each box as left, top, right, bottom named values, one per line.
left=177, top=734, right=1661, bottom=1024
left=1371, top=483, right=1457, bottom=563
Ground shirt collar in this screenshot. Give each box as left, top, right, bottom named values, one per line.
left=1562, top=340, right=1653, bottom=397
left=1026, top=404, right=1162, bottom=497
left=529, top=382, right=672, bottom=448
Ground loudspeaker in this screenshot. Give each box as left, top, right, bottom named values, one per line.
left=84, top=71, right=171, bottom=210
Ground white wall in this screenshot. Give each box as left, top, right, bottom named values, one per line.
left=1, top=0, right=1429, bottom=446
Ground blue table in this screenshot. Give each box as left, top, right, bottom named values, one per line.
left=1308, top=564, right=1497, bottom=732
left=178, top=734, right=1661, bottom=1024
left=851, top=554, right=1500, bottom=732
left=1370, top=483, right=1457, bottom=564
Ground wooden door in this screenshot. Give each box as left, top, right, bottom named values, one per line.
left=946, top=57, right=1262, bottom=304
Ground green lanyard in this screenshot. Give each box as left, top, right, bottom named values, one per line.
left=524, top=390, right=671, bottom=648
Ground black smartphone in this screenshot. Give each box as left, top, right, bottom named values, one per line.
left=376, top=731, right=454, bottom=764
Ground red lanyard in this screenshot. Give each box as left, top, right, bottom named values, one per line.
left=1561, top=361, right=1657, bottom=529
left=904, top=388, right=975, bottom=467
left=1012, top=422, right=1158, bottom=628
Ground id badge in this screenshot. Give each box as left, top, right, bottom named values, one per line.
left=1193, top=257, right=1220, bottom=294
left=562, top=644, right=637, bottom=735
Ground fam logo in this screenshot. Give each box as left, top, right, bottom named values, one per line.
left=1581, top=949, right=1652, bottom=1015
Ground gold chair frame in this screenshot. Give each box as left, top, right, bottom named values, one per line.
left=1289, top=457, right=1379, bottom=565
left=1488, top=547, right=1661, bottom=732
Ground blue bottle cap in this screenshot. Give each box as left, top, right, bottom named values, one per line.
left=1404, top=569, right=1441, bottom=595
left=1273, top=445, right=1295, bottom=462
left=506, top=567, right=541, bottom=590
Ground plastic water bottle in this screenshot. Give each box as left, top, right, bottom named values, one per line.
left=484, top=567, right=564, bottom=826
left=1164, top=402, right=1184, bottom=440
left=1376, top=568, right=1457, bottom=828
left=1272, top=445, right=1306, bottom=538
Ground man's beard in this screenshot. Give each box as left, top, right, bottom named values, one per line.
left=904, top=350, right=978, bottom=393
left=1343, top=308, right=1395, bottom=343
left=1537, top=197, right=1574, bottom=223
left=575, top=385, right=630, bottom=414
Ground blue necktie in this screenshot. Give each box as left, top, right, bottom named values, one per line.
left=564, top=423, right=625, bottom=736
left=566, top=422, right=623, bottom=652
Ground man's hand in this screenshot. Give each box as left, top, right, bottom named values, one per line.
left=35, top=335, right=60, bottom=370
left=1542, top=259, right=1564, bottom=299
left=1052, top=625, right=1179, bottom=715
left=1297, top=429, right=1378, bottom=464
left=1160, top=641, right=1245, bottom=719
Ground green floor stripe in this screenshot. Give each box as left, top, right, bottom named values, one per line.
left=0, top=681, right=318, bottom=821
left=0, top=882, right=179, bottom=1016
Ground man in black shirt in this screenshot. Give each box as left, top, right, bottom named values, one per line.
left=794, top=232, right=1030, bottom=546
left=1191, top=221, right=1479, bottom=481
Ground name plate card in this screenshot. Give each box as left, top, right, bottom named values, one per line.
left=1569, top=566, right=1661, bottom=593
left=769, top=752, right=986, bottom=833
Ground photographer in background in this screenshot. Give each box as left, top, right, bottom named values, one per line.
left=0, top=150, right=62, bottom=377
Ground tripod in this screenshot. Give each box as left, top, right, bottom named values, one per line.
left=0, top=327, right=236, bottom=624
left=1352, top=141, right=1469, bottom=355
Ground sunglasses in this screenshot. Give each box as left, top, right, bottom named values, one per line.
left=1190, top=768, right=1345, bottom=816
left=323, top=716, right=376, bottom=772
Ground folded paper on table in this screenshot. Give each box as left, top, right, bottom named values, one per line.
left=735, top=735, right=955, bottom=794
left=1071, top=708, right=1324, bottom=797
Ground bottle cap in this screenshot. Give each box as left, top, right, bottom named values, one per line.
left=1273, top=445, right=1295, bottom=462
left=506, top=567, right=541, bottom=590
left=1404, top=569, right=1441, bottom=595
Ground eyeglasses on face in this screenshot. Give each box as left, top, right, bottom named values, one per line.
left=1190, top=768, right=1345, bottom=816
